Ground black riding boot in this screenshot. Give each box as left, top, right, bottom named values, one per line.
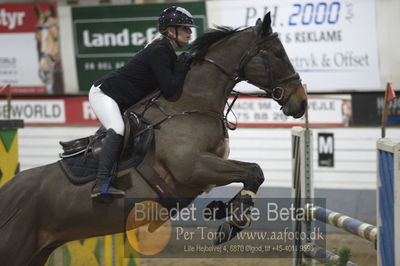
left=91, top=129, right=125, bottom=200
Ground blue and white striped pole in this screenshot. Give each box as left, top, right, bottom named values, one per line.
left=377, top=138, right=399, bottom=266
left=302, top=243, right=357, bottom=266
left=308, top=205, right=377, bottom=243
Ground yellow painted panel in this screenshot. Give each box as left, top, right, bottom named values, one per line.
left=66, top=238, right=100, bottom=266
left=0, top=134, right=18, bottom=187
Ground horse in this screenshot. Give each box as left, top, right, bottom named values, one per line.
left=35, top=4, right=64, bottom=94
left=0, top=13, right=307, bottom=266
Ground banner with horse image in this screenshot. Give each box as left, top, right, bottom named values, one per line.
left=207, top=0, right=380, bottom=92
left=0, top=2, right=64, bottom=95
left=71, top=2, right=207, bottom=92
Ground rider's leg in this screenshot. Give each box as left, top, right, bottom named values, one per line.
left=88, top=84, right=125, bottom=199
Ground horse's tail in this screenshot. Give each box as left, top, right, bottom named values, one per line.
left=0, top=171, right=33, bottom=229
left=0, top=165, right=50, bottom=263
left=0, top=176, right=24, bottom=232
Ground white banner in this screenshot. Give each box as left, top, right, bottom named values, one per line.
left=0, top=100, right=65, bottom=123
left=207, top=0, right=380, bottom=92
left=0, top=34, right=42, bottom=87
left=226, top=97, right=345, bottom=126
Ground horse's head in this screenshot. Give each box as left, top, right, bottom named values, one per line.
left=35, top=5, right=60, bottom=93
left=241, top=13, right=307, bottom=118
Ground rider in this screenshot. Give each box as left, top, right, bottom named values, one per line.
left=89, top=6, right=197, bottom=200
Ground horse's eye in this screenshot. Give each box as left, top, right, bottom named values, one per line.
left=271, top=48, right=283, bottom=58
left=259, top=50, right=269, bottom=57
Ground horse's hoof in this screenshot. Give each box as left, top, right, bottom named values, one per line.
left=214, top=222, right=242, bottom=245
left=231, top=215, right=251, bottom=229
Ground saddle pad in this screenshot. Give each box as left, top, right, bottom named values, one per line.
left=59, top=124, right=153, bottom=185
left=58, top=153, right=143, bottom=185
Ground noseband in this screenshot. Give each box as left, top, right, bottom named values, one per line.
left=37, top=22, right=59, bottom=66
left=204, top=31, right=301, bottom=105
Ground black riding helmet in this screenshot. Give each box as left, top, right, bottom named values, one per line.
left=158, top=6, right=198, bottom=34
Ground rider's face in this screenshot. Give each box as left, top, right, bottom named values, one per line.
left=177, top=26, right=192, bottom=45
left=166, top=26, right=192, bottom=48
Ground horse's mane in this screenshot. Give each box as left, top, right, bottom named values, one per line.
left=189, top=26, right=242, bottom=61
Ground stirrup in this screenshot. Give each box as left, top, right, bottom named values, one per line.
left=91, top=176, right=125, bottom=199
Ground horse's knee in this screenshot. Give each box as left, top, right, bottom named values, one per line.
left=245, top=164, right=264, bottom=191
left=252, top=164, right=265, bottom=185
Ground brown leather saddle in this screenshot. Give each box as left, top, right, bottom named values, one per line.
left=59, top=112, right=145, bottom=160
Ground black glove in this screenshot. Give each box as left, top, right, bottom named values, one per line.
left=177, top=52, right=194, bottom=66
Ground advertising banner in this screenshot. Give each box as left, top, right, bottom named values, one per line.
left=207, top=0, right=380, bottom=92
left=0, top=2, right=64, bottom=95
left=0, top=97, right=98, bottom=125
left=226, top=96, right=346, bottom=127
left=72, top=2, right=207, bottom=92
left=0, top=96, right=345, bottom=126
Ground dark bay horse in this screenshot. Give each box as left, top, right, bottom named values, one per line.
left=0, top=13, right=307, bottom=266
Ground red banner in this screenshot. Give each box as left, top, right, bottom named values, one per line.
left=65, top=97, right=99, bottom=125
left=0, top=3, right=56, bottom=33
left=0, top=2, right=64, bottom=95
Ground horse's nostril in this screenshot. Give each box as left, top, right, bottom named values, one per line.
left=301, top=100, right=307, bottom=110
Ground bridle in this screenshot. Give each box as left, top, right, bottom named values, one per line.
left=134, top=29, right=304, bottom=134
left=203, top=31, right=301, bottom=106
left=36, top=22, right=59, bottom=65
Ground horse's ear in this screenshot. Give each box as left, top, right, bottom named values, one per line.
left=262, top=12, right=273, bottom=37
left=49, top=4, right=56, bottom=17
left=254, top=18, right=262, bottom=36
left=255, top=12, right=273, bottom=38
left=34, top=5, right=41, bottom=18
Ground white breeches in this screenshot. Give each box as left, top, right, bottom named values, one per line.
left=88, top=84, right=125, bottom=136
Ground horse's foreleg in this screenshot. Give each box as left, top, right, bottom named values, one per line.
left=175, top=153, right=265, bottom=244
left=189, top=153, right=265, bottom=193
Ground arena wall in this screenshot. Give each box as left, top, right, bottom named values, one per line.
left=18, top=126, right=400, bottom=224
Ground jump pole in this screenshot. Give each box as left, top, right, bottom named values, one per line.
left=377, top=138, right=400, bottom=266
left=291, top=126, right=313, bottom=266
left=292, top=100, right=314, bottom=266
left=307, top=205, right=378, bottom=244
left=302, top=243, right=357, bottom=266
left=292, top=128, right=399, bottom=266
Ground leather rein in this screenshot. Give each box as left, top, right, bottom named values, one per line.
left=138, top=31, right=302, bottom=134
left=203, top=32, right=301, bottom=106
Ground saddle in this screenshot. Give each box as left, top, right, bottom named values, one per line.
left=58, top=112, right=152, bottom=181
left=58, top=111, right=184, bottom=209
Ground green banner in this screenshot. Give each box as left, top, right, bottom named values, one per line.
left=72, top=2, right=207, bottom=91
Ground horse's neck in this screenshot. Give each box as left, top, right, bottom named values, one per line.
left=180, top=31, right=255, bottom=113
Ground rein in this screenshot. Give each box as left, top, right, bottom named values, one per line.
left=203, top=32, right=301, bottom=105
left=133, top=95, right=228, bottom=138
left=134, top=30, right=303, bottom=135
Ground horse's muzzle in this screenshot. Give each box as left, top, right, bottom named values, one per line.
left=283, top=99, right=307, bottom=119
